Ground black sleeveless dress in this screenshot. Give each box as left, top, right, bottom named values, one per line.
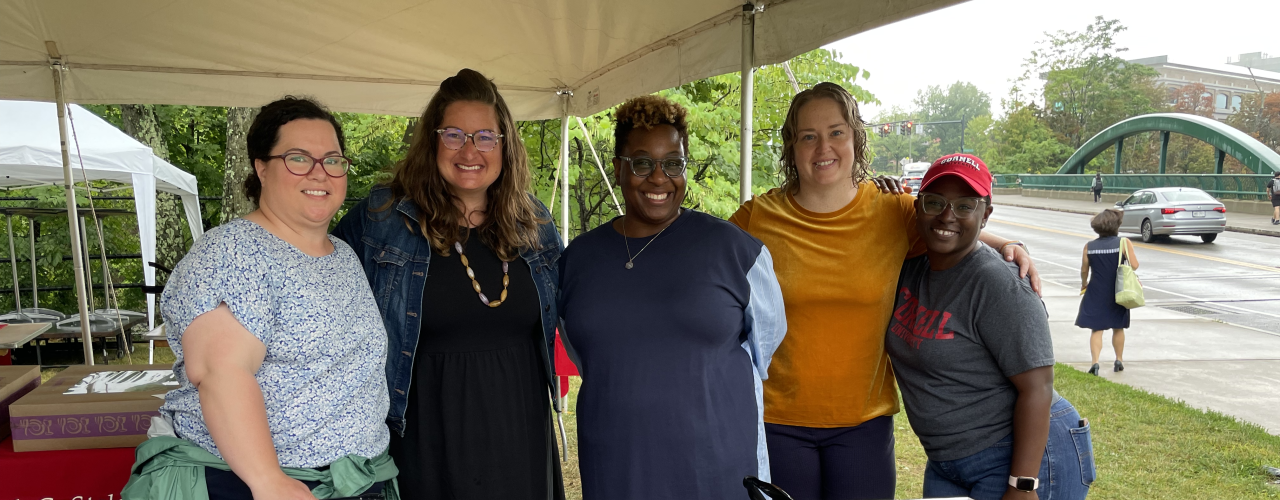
left=389, top=233, right=565, bottom=500
left=1075, top=236, right=1132, bottom=330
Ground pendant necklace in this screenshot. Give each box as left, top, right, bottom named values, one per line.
left=455, top=240, right=510, bottom=308
left=622, top=211, right=678, bottom=269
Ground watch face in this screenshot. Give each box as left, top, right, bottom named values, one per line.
left=1016, top=477, right=1037, bottom=491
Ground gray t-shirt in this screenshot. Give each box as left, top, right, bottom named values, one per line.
left=885, top=245, right=1055, bottom=462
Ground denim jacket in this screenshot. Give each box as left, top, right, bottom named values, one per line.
left=332, top=186, right=564, bottom=436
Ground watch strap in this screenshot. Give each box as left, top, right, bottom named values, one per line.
left=1008, top=475, right=1039, bottom=491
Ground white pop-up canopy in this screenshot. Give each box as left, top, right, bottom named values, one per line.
left=0, top=100, right=204, bottom=329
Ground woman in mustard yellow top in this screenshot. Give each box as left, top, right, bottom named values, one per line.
left=729, top=82, right=1039, bottom=500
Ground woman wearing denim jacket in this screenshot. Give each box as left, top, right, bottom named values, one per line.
left=333, top=69, right=565, bottom=500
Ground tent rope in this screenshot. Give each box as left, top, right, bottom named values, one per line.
left=66, top=105, right=133, bottom=365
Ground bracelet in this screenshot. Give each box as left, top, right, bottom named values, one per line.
left=999, top=240, right=1028, bottom=255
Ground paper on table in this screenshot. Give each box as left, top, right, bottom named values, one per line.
left=62, top=369, right=178, bottom=395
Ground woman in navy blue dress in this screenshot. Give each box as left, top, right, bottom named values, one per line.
left=1075, top=208, right=1139, bottom=375
left=558, top=95, right=787, bottom=500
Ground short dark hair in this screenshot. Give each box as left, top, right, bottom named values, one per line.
left=613, top=94, right=690, bottom=157
left=1091, top=208, right=1123, bottom=237
left=244, top=96, right=345, bottom=206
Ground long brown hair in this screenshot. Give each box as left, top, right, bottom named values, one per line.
left=779, top=82, right=872, bottom=193
left=379, top=68, right=545, bottom=260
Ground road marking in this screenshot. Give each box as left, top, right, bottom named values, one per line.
left=989, top=219, right=1280, bottom=273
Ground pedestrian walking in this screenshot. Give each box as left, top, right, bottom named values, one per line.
left=1076, top=208, right=1138, bottom=375
left=1091, top=173, right=1103, bottom=203
left=1267, top=172, right=1280, bottom=224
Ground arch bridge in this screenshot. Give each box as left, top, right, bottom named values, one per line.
left=1056, top=113, right=1280, bottom=175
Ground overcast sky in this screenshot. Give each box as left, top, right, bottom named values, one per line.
left=826, top=0, right=1280, bottom=120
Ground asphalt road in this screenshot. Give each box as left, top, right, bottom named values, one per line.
left=987, top=205, right=1280, bottom=335
left=984, top=205, right=1280, bottom=433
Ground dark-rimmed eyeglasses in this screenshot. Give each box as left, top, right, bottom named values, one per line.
left=436, top=128, right=504, bottom=152
left=918, top=192, right=986, bottom=218
left=270, top=153, right=351, bottom=177
left=618, top=156, right=687, bottom=178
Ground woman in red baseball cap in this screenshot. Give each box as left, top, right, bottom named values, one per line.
left=884, top=154, right=1094, bottom=500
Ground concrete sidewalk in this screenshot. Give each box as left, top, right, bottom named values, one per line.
left=1039, top=281, right=1280, bottom=435
left=991, top=193, right=1280, bottom=237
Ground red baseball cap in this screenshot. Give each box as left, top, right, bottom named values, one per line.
left=919, top=153, right=993, bottom=197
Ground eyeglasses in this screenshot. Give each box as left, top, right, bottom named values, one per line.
left=617, top=156, right=688, bottom=178
left=918, top=193, right=987, bottom=218
left=270, top=153, right=351, bottom=177
left=436, top=128, right=504, bottom=152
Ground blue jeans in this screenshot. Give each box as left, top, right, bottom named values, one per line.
left=922, top=397, right=1095, bottom=500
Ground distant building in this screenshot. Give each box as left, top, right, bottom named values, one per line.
left=1130, top=55, right=1280, bottom=121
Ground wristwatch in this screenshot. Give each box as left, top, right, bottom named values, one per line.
left=1009, top=475, right=1039, bottom=492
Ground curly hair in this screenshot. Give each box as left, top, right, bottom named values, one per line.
left=377, top=68, right=545, bottom=261
left=779, top=82, right=871, bottom=193
left=244, top=96, right=346, bottom=206
left=613, top=95, right=690, bottom=157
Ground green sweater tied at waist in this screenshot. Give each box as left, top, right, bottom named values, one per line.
left=121, top=436, right=399, bottom=500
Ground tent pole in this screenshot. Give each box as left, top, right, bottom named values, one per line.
left=739, top=4, right=756, bottom=203
left=29, top=217, right=38, bottom=309
left=80, top=217, right=95, bottom=312
left=51, top=61, right=96, bottom=365
left=6, top=215, right=19, bottom=313
left=558, top=91, right=572, bottom=247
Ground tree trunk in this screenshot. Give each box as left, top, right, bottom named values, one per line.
left=120, top=104, right=187, bottom=269
left=221, top=107, right=259, bottom=223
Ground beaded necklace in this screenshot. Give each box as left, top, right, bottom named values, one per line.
left=454, top=240, right=510, bottom=308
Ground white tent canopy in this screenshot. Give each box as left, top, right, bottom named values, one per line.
left=0, top=99, right=204, bottom=328
left=0, top=0, right=963, bottom=120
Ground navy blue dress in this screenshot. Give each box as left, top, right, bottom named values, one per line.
left=559, top=210, right=787, bottom=500
left=1075, top=236, right=1131, bottom=330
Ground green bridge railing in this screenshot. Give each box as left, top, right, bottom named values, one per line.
left=1016, top=174, right=1272, bottom=201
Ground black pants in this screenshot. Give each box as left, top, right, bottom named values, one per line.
left=205, top=467, right=384, bottom=500
left=1093, top=189, right=1102, bottom=202
left=765, top=416, right=896, bottom=500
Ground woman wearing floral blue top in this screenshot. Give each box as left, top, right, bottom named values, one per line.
left=125, top=97, right=395, bottom=500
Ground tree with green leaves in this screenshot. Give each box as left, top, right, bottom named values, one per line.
left=913, top=82, right=991, bottom=155
left=1011, top=16, right=1163, bottom=150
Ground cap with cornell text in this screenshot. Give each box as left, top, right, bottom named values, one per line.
left=920, top=153, right=993, bottom=197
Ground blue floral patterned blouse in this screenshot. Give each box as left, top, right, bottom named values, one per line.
left=159, top=218, right=390, bottom=468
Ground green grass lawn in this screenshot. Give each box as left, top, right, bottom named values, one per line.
left=559, top=364, right=1280, bottom=499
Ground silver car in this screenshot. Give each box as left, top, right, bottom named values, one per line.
left=1114, top=187, right=1226, bottom=243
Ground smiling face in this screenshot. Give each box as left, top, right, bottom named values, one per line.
left=253, top=118, right=347, bottom=228
left=915, top=176, right=993, bottom=269
left=614, top=124, right=687, bottom=231
left=792, top=97, right=857, bottom=192
left=436, top=100, right=503, bottom=201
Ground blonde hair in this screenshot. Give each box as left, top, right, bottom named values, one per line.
left=612, top=95, right=690, bottom=156
left=378, top=69, right=545, bottom=260
left=780, top=82, right=871, bottom=193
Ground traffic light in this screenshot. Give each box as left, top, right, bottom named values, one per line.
left=879, top=124, right=891, bottom=137
left=905, top=121, right=914, bottom=135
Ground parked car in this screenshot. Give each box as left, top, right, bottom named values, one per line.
left=1114, top=187, right=1226, bottom=243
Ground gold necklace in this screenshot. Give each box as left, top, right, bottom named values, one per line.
left=455, top=241, right=510, bottom=308
left=622, top=211, right=678, bottom=269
